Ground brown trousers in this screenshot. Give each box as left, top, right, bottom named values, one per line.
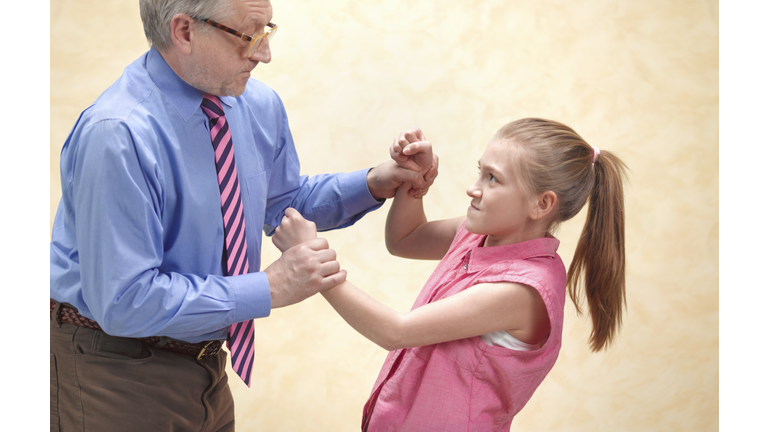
left=50, top=315, right=235, bottom=432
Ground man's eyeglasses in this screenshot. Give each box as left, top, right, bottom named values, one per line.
left=192, top=16, right=277, bottom=57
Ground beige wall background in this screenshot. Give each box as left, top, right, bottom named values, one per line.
left=51, top=0, right=719, bottom=430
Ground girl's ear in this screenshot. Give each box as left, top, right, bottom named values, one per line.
left=529, top=191, right=557, bottom=221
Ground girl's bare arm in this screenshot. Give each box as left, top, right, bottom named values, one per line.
left=322, top=279, right=550, bottom=351
left=384, top=184, right=464, bottom=260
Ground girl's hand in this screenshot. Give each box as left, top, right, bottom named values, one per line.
left=390, top=127, right=432, bottom=175
left=409, top=154, right=439, bottom=198
left=272, top=208, right=318, bottom=253
left=390, top=127, right=439, bottom=197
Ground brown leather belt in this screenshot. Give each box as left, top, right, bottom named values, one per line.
left=50, top=299, right=223, bottom=360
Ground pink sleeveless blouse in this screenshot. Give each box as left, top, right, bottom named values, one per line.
left=362, top=224, right=566, bottom=431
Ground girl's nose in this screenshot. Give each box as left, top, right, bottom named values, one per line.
left=466, top=179, right=481, bottom=198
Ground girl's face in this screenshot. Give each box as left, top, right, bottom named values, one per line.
left=465, top=140, right=540, bottom=247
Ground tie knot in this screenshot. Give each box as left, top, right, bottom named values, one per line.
left=201, top=94, right=225, bottom=119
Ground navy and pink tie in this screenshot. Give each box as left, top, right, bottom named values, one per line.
left=201, top=94, right=255, bottom=386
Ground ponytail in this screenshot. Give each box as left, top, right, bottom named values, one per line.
left=494, top=117, right=628, bottom=352
left=566, top=150, right=628, bottom=352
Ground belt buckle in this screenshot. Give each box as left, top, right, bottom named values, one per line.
left=196, top=340, right=222, bottom=360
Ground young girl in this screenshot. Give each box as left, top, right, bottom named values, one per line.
left=273, top=118, right=628, bottom=431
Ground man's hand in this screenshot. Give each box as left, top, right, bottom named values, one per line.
left=266, top=210, right=346, bottom=308
left=272, top=208, right=318, bottom=253
left=367, top=127, right=439, bottom=200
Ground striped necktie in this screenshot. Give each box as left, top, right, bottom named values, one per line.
left=201, top=94, right=254, bottom=387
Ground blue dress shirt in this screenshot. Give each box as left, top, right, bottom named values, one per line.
left=50, top=48, right=383, bottom=343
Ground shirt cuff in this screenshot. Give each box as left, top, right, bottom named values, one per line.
left=228, top=271, right=272, bottom=322
left=340, top=168, right=384, bottom=214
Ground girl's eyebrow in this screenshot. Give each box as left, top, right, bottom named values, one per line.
left=478, top=160, right=505, bottom=179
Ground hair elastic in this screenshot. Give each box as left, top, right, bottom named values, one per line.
left=592, top=147, right=600, bottom=163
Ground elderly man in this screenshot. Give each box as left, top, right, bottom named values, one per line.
left=49, top=0, right=436, bottom=430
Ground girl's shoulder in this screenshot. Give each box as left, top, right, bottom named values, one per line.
left=473, top=238, right=567, bottom=300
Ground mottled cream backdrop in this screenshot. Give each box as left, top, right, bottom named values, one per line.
left=51, top=0, right=718, bottom=430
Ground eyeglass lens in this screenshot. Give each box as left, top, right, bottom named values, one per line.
left=248, top=27, right=277, bottom=56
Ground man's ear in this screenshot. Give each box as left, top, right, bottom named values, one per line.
left=529, top=191, right=557, bottom=221
left=169, top=14, right=194, bottom=55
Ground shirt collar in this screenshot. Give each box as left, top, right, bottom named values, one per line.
left=146, top=47, right=235, bottom=121
left=466, top=235, right=560, bottom=272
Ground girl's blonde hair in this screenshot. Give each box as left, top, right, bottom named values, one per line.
left=494, top=118, right=628, bottom=352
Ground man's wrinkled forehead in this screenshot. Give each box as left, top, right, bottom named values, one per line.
left=238, top=0, right=273, bottom=26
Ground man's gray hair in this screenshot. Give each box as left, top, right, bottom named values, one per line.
left=139, top=0, right=234, bottom=52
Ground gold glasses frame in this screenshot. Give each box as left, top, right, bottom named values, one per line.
left=192, top=16, right=277, bottom=57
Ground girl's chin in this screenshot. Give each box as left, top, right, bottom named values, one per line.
left=464, top=221, right=483, bottom=235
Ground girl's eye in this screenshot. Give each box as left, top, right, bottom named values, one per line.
left=477, top=165, right=497, bottom=183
